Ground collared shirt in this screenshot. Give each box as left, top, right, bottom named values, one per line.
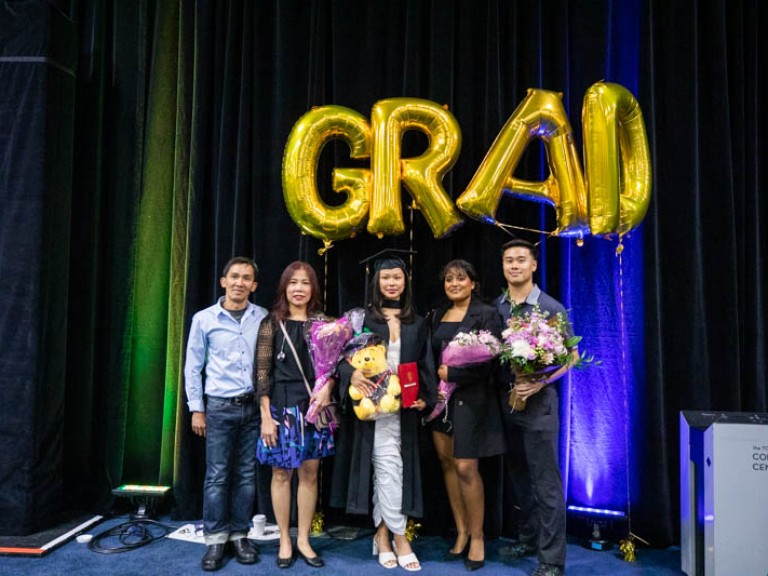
left=496, top=284, right=543, bottom=320
left=184, top=297, right=268, bottom=413
left=495, top=283, right=575, bottom=341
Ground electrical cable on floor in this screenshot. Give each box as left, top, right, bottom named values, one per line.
left=87, top=519, right=174, bottom=554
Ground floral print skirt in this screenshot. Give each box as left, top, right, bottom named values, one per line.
left=256, top=405, right=334, bottom=469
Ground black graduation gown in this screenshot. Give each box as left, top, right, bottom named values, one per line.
left=329, top=310, right=437, bottom=518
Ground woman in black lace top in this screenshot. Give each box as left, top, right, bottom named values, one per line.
left=255, top=261, right=334, bottom=568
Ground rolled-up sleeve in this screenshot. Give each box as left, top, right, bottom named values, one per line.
left=184, top=314, right=207, bottom=413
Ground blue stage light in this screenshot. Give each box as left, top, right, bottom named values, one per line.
left=567, top=505, right=627, bottom=518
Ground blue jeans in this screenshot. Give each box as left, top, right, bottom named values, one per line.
left=203, top=397, right=259, bottom=544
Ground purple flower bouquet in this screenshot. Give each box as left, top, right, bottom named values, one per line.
left=304, top=311, right=359, bottom=428
left=424, top=330, right=501, bottom=423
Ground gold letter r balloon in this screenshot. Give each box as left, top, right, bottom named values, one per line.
left=369, top=98, right=464, bottom=238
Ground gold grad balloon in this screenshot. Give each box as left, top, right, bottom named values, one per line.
left=582, top=82, right=651, bottom=236
left=282, top=105, right=373, bottom=242
left=369, top=98, right=464, bottom=238
left=457, top=89, right=589, bottom=237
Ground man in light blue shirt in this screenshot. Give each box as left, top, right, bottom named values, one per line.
left=185, top=256, right=268, bottom=571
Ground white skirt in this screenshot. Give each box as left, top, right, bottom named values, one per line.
left=371, top=414, right=406, bottom=534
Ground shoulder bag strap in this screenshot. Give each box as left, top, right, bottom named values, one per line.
left=279, top=321, right=313, bottom=396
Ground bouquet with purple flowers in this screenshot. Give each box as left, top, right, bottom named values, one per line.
left=499, top=305, right=581, bottom=411
left=304, top=309, right=364, bottom=427
left=424, top=330, right=501, bottom=423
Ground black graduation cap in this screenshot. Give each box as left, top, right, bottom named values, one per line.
left=359, top=248, right=417, bottom=305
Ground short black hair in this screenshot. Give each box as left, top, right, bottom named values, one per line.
left=500, top=239, right=538, bottom=261
left=440, top=259, right=478, bottom=284
left=222, top=256, right=259, bottom=280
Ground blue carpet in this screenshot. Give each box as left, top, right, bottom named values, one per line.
left=0, top=515, right=684, bottom=576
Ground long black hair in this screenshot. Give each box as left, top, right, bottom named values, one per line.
left=367, top=265, right=417, bottom=324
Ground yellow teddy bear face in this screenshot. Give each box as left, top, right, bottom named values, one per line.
left=347, top=343, right=388, bottom=376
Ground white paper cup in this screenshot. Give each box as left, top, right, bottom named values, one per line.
left=252, top=514, right=266, bottom=536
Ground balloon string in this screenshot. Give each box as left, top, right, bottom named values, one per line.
left=323, top=249, right=329, bottom=314
left=318, top=239, right=332, bottom=316
left=493, top=220, right=556, bottom=238
left=617, top=236, right=646, bottom=547
left=618, top=238, right=630, bottom=536
left=318, top=240, right=334, bottom=256
left=409, top=201, right=415, bottom=270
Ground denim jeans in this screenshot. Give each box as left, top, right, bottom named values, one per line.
left=203, top=396, right=259, bottom=544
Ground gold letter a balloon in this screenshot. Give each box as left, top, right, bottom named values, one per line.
left=457, top=89, right=589, bottom=237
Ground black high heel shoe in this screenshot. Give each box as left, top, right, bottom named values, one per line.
left=464, top=557, right=485, bottom=571
left=297, top=548, right=325, bottom=568
left=464, top=537, right=485, bottom=571
left=445, top=537, right=470, bottom=561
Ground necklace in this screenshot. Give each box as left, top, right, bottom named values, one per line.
left=277, top=333, right=286, bottom=362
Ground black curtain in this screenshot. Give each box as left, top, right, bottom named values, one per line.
left=0, top=1, right=76, bottom=535
left=1, top=0, right=766, bottom=545
left=636, top=0, right=768, bottom=544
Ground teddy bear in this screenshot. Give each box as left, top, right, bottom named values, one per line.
left=343, top=333, right=401, bottom=420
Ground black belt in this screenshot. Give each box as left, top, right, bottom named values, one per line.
left=210, top=393, right=256, bottom=405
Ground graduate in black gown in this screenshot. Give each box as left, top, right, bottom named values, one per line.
left=330, top=254, right=437, bottom=571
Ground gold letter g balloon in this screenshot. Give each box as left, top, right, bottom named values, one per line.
left=282, top=105, right=373, bottom=242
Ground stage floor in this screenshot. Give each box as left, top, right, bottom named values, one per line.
left=0, top=515, right=684, bottom=576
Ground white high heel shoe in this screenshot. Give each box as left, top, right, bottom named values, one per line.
left=393, top=540, right=421, bottom=572
left=372, top=536, right=397, bottom=569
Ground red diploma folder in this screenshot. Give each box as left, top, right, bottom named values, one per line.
left=398, top=362, right=419, bottom=408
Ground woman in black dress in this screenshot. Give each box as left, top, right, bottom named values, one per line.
left=428, top=259, right=505, bottom=571
left=256, top=261, right=334, bottom=568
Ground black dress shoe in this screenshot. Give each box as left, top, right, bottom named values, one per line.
left=532, top=563, right=564, bottom=576
left=232, top=538, right=259, bottom=564
left=501, top=542, right=537, bottom=558
left=297, top=548, right=325, bottom=568
left=201, top=544, right=227, bottom=571
left=276, top=551, right=296, bottom=569
left=464, top=557, right=485, bottom=571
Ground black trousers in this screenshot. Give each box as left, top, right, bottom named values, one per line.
left=503, top=387, right=566, bottom=566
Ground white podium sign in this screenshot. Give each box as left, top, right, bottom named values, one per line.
left=680, top=411, right=768, bottom=576
left=704, top=423, right=768, bottom=575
